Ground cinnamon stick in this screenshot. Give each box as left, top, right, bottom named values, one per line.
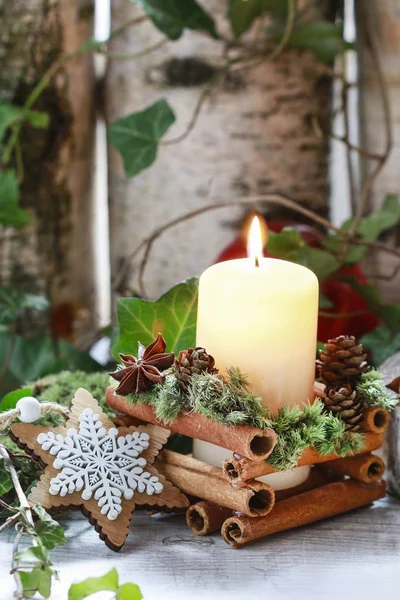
left=106, top=387, right=277, bottom=462
left=361, top=407, right=390, bottom=434
left=155, top=449, right=275, bottom=518
left=319, top=453, right=385, bottom=484
left=186, top=501, right=232, bottom=536
left=223, top=431, right=385, bottom=482
left=274, top=467, right=342, bottom=502
left=221, top=478, right=386, bottom=548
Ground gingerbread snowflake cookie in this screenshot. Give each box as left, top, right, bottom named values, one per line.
left=11, top=388, right=188, bottom=550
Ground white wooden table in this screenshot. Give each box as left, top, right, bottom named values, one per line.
left=0, top=496, right=399, bottom=600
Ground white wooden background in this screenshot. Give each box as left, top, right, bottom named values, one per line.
left=0, top=496, right=399, bottom=600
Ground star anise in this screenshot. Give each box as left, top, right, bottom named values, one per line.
left=110, top=333, right=174, bottom=395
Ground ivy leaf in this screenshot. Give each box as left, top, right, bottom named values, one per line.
left=229, top=0, right=266, bottom=38
left=344, top=194, right=400, bottom=242
left=0, top=334, right=101, bottom=387
left=319, top=292, right=333, bottom=309
left=267, top=228, right=339, bottom=280
left=115, top=277, right=199, bottom=357
left=15, top=544, right=49, bottom=565
left=339, top=276, right=400, bottom=332
left=33, top=505, right=67, bottom=550
left=266, top=228, right=303, bottom=260
left=324, top=195, right=400, bottom=265
left=0, top=170, right=31, bottom=228
left=68, top=568, right=119, bottom=600
left=0, top=387, right=32, bottom=412
left=132, top=0, right=219, bottom=40
left=228, top=0, right=289, bottom=38
left=58, top=340, right=102, bottom=373
left=19, top=567, right=52, bottom=599
left=300, top=246, right=340, bottom=280
left=0, top=287, right=49, bottom=326
left=286, top=22, right=351, bottom=63
left=117, top=583, right=143, bottom=600
left=108, top=99, right=175, bottom=178
left=0, top=103, right=49, bottom=142
left=0, top=463, right=13, bottom=496
left=360, top=327, right=400, bottom=367
left=322, top=236, right=366, bottom=265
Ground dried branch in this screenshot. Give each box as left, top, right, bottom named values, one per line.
left=112, top=194, right=342, bottom=297
left=318, top=310, right=370, bottom=319
left=160, top=71, right=223, bottom=147
left=114, top=190, right=400, bottom=298
left=0, top=512, right=20, bottom=534
left=98, top=38, right=167, bottom=60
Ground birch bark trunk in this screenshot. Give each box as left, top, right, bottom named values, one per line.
left=356, top=0, right=400, bottom=303
left=0, top=0, right=96, bottom=343
left=106, top=0, right=333, bottom=299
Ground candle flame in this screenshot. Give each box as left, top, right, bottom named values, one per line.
left=247, top=216, right=268, bottom=265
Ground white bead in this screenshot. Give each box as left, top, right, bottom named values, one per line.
left=16, top=397, right=41, bottom=423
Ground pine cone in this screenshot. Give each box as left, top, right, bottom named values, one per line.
left=322, top=384, right=364, bottom=431
left=175, top=347, right=218, bottom=391
left=317, top=335, right=367, bottom=386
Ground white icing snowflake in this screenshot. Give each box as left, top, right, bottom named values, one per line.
left=37, top=408, right=163, bottom=521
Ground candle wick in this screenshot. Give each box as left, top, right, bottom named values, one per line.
left=255, top=256, right=260, bottom=268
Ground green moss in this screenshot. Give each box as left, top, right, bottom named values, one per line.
left=118, top=368, right=366, bottom=471
left=0, top=370, right=111, bottom=514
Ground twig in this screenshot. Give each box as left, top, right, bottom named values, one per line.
left=160, top=71, right=223, bottom=146
left=0, top=446, right=33, bottom=526
left=107, top=15, right=148, bottom=42
left=330, top=132, right=384, bottom=162
left=114, top=194, right=342, bottom=297
left=159, top=0, right=296, bottom=147
left=364, top=263, right=400, bottom=282
left=0, top=498, right=18, bottom=512
left=1, top=15, right=149, bottom=166
left=230, top=0, right=296, bottom=73
left=0, top=511, right=20, bottom=534
left=98, top=38, right=167, bottom=60
left=318, top=310, right=370, bottom=319
left=114, top=193, right=400, bottom=298
left=11, top=528, right=24, bottom=600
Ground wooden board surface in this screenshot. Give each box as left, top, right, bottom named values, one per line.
left=0, top=496, right=399, bottom=600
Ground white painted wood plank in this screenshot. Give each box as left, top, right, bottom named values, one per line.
left=0, top=496, right=399, bottom=600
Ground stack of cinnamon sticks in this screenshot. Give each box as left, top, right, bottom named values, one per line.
left=106, top=387, right=388, bottom=548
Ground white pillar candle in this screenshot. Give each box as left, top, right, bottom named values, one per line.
left=193, top=217, right=319, bottom=489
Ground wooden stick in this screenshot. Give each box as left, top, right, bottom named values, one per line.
left=319, top=453, right=385, bottom=484
left=221, top=479, right=386, bottom=548
left=361, top=407, right=390, bottom=434
left=223, top=431, right=385, bottom=482
left=106, top=387, right=277, bottom=462
left=186, top=501, right=233, bottom=536
left=155, top=450, right=275, bottom=518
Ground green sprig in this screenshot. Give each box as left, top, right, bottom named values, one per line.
left=357, top=370, right=399, bottom=410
